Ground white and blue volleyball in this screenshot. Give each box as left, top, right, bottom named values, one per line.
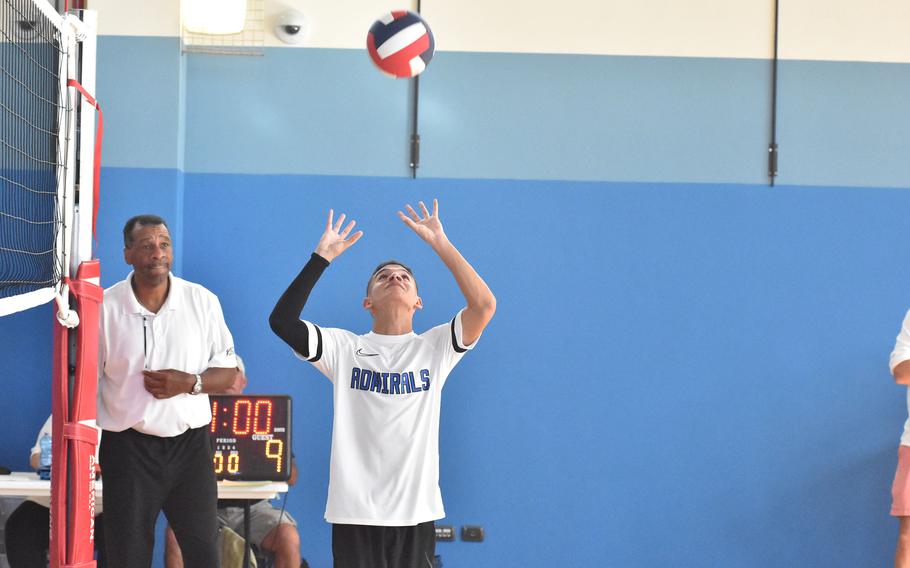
left=367, top=11, right=435, bottom=78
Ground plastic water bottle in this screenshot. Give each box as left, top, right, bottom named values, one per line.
left=38, top=433, right=51, bottom=480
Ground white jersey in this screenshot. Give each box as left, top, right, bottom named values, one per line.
left=295, top=309, right=477, bottom=526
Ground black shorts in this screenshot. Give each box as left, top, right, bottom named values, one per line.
left=332, top=521, right=436, bottom=568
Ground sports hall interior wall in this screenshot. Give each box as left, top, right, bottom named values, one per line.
left=0, top=9, right=908, bottom=567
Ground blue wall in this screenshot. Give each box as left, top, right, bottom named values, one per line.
left=182, top=48, right=910, bottom=188
left=177, top=174, right=909, bottom=567
left=1, top=37, right=909, bottom=567
left=1, top=169, right=906, bottom=568
left=96, top=37, right=185, bottom=170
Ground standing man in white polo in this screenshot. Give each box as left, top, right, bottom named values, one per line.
left=99, top=214, right=237, bottom=567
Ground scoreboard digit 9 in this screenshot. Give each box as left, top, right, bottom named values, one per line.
left=208, top=395, right=292, bottom=481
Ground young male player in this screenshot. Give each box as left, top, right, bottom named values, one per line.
left=269, top=200, right=495, bottom=568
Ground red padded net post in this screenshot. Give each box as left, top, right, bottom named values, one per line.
left=50, top=260, right=102, bottom=568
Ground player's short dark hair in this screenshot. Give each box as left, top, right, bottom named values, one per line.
left=123, top=214, right=169, bottom=247
left=366, top=260, right=416, bottom=295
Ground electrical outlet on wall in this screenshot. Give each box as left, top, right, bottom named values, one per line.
left=435, top=525, right=455, bottom=541
left=461, top=525, right=484, bottom=542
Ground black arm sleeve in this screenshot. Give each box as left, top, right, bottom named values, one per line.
left=269, top=253, right=330, bottom=358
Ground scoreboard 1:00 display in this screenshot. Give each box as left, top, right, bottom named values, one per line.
left=211, top=398, right=274, bottom=436
left=208, top=394, right=292, bottom=482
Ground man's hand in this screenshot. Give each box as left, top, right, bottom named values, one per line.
left=398, top=199, right=447, bottom=247
left=314, top=209, right=362, bottom=262
left=142, top=369, right=194, bottom=399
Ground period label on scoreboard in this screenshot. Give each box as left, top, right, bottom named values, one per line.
left=208, top=395, right=292, bottom=482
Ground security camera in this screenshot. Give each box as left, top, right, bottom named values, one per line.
left=274, top=10, right=306, bottom=44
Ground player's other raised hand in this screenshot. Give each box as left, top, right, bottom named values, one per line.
left=398, top=199, right=447, bottom=247
left=315, top=209, right=362, bottom=262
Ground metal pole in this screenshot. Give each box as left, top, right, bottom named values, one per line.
left=409, top=0, right=422, bottom=178
left=768, top=0, right=780, bottom=186
left=410, top=76, right=420, bottom=179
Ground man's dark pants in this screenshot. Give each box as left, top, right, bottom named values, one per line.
left=100, top=426, right=219, bottom=568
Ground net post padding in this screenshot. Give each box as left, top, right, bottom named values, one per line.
left=50, top=308, right=70, bottom=568
left=52, top=9, right=100, bottom=567
left=64, top=260, right=101, bottom=568
left=50, top=260, right=101, bottom=568
left=62, top=422, right=99, bottom=568
left=62, top=561, right=97, bottom=568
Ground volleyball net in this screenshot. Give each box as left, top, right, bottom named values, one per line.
left=0, top=0, right=69, bottom=316
left=1, top=1, right=102, bottom=567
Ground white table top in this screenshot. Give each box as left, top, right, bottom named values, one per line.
left=0, top=471, right=288, bottom=500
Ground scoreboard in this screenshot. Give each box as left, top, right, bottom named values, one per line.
left=208, top=395, right=292, bottom=481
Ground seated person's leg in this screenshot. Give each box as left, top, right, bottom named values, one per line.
left=260, top=522, right=301, bottom=568
left=5, top=501, right=49, bottom=568
left=222, top=501, right=301, bottom=568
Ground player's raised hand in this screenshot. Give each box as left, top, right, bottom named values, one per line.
left=315, top=209, right=363, bottom=262
left=398, top=199, right=447, bottom=246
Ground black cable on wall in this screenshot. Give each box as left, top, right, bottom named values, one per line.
left=768, top=0, right=780, bottom=186
left=408, top=0, right=422, bottom=179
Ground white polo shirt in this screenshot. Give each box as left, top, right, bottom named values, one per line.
left=99, top=272, right=236, bottom=437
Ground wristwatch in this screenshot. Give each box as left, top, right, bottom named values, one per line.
left=190, top=373, right=203, bottom=395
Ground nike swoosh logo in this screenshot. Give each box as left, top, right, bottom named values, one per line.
left=356, top=348, right=379, bottom=357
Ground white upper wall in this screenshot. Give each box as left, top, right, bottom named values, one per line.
left=426, top=0, right=775, bottom=59
left=778, top=0, right=910, bottom=62
left=93, top=0, right=179, bottom=37
left=91, top=0, right=910, bottom=63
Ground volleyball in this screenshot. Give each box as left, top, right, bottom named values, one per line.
left=366, top=11, right=435, bottom=78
